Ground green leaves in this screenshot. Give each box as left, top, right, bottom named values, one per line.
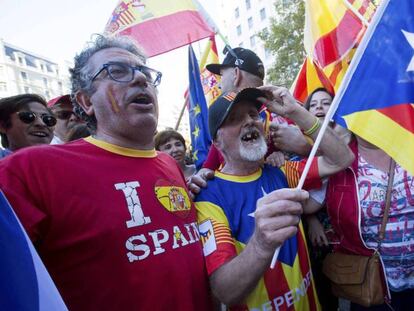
left=258, top=0, right=305, bottom=87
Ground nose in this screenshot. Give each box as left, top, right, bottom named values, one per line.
left=32, top=115, right=48, bottom=127
left=244, top=113, right=257, bottom=124
left=131, top=68, right=148, bottom=87
left=69, top=112, right=79, bottom=123
left=316, top=101, right=323, bottom=110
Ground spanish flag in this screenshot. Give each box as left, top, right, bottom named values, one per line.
left=105, top=0, right=214, bottom=57
left=198, top=36, right=221, bottom=107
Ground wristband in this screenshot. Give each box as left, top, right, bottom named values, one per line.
left=304, top=118, right=321, bottom=136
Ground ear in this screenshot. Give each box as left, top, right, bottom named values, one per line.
left=213, top=132, right=223, bottom=150
left=0, top=121, right=8, bottom=134
left=233, top=67, right=242, bottom=88
left=75, top=91, right=94, bottom=116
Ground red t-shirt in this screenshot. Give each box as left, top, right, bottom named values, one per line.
left=0, top=137, right=212, bottom=310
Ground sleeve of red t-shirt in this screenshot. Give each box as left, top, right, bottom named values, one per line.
left=0, top=153, right=47, bottom=243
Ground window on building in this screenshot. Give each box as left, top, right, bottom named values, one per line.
left=246, top=0, right=251, bottom=10
left=46, top=64, right=53, bottom=73
left=45, top=90, right=50, bottom=99
left=18, top=57, right=24, bottom=65
left=25, top=56, right=36, bottom=67
left=21, top=71, right=28, bottom=80
left=58, top=81, right=63, bottom=90
left=248, top=17, right=253, bottom=29
left=260, top=8, right=266, bottom=20
left=235, top=7, right=239, bottom=18
left=236, top=25, right=242, bottom=36
left=24, top=86, right=30, bottom=93
left=43, top=77, right=48, bottom=87
left=40, top=64, right=45, bottom=71
left=250, top=35, right=256, bottom=47
left=0, top=82, right=7, bottom=92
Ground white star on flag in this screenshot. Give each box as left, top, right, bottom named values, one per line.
left=402, top=30, right=414, bottom=72
left=248, top=187, right=268, bottom=218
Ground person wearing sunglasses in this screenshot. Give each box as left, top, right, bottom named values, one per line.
left=0, top=34, right=212, bottom=310
left=0, top=93, right=55, bottom=159
left=47, top=94, right=83, bottom=144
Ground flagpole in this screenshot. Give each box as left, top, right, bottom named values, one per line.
left=174, top=97, right=188, bottom=131
left=270, top=0, right=390, bottom=269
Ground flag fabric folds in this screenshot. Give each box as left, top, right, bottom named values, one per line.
left=0, top=191, right=67, bottom=310
left=291, top=57, right=335, bottom=103
left=293, top=0, right=379, bottom=101
left=188, top=45, right=212, bottom=169
left=198, top=36, right=221, bottom=107
left=105, top=0, right=215, bottom=57
left=332, top=0, right=414, bottom=174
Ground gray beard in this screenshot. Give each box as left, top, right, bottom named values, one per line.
left=239, top=135, right=268, bottom=162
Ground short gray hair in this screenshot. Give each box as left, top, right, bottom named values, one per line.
left=69, top=34, right=146, bottom=130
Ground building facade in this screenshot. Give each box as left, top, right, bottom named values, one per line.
left=0, top=39, right=71, bottom=100
left=216, top=0, right=276, bottom=72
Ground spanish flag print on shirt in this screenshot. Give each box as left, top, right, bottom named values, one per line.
left=195, top=165, right=320, bottom=311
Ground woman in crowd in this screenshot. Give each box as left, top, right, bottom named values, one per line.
left=326, top=134, right=414, bottom=310
left=302, top=87, right=339, bottom=311
left=303, top=88, right=414, bottom=309
left=155, top=129, right=196, bottom=179
left=0, top=94, right=56, bottom=159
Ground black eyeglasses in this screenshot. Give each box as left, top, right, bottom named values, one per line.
left=54, top=110, right=77, bottom=120
left=91, top=62, right=162, bottom=86
left=17, top=111, right=57, bottom=127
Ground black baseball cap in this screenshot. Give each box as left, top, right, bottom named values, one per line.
left=206, top=47, right=265, bottom=80
left=208, top=87, right=265, bottom=138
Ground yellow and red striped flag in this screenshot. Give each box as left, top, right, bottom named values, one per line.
left=105, top=0, right=214, bottom=57
left=198, top=36, right=221, bottom=107
left=292, top=0, right=380, bottom=100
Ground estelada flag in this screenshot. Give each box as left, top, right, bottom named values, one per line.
left=104, top=0, right=215, bottom=57
left=0, top=191, right=67, bottom=310
left=332, top=0, right=414, bottom=174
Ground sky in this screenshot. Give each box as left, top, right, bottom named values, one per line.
left=0, top=0, right=220, bottom=129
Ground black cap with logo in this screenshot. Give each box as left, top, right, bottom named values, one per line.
left=206, top=47, right=265, bottom=80
left=208, top=88, right=266, bottom=138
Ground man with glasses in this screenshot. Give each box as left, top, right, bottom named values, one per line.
left=0, top=35, right=212, bottom=310
left=48, top=94, right=82, bottom=144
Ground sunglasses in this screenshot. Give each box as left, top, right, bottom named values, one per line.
left=17, top=111, right=57, bottom=127
left=55, top=110, right=76, bottom=120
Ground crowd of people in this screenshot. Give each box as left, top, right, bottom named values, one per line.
left=0, top=33, right=413, bottom=311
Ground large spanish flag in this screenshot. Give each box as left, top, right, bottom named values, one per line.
left=105, top=0, right=215, bottom=57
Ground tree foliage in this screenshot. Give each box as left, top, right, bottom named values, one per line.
left=258, top=0, right=305, bottom=87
